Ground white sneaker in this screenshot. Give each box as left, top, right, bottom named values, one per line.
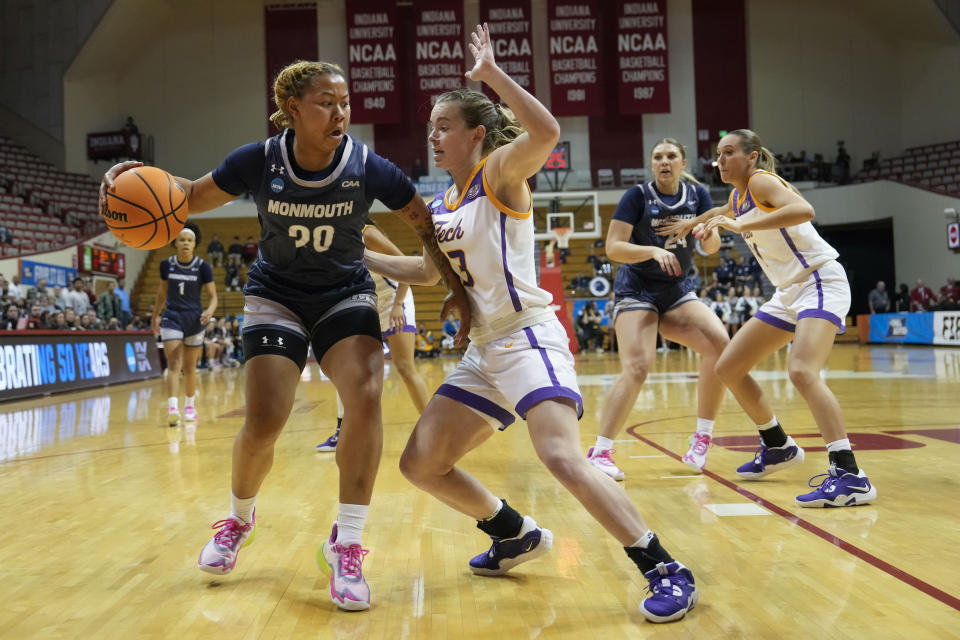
left=587, top=447, right=625, bottom=481
left=184, top=406, right=198, bottom=422
left=681, top=432, right=712, bottom=472
left=197, top=512, right=256, bottom=575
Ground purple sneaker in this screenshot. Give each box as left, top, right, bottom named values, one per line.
left=736, top=435, right=805, bottom=479
left=640, top=561, right=698, bottom=623
left=469, top=515, right=553, bottom=576
left=796, top=465, right=877, bottom=507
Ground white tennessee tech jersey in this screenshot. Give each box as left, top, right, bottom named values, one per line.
left=428, top=157, right=553, bottom=344
left=732, top=170, right=839, bottom=288
left=372, top=271, right=414, bottom=314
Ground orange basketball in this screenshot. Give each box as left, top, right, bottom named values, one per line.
left=103, top=166, right=188, bottom=250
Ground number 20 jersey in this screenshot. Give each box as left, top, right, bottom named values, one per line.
left=246, top=130, right=373, bottom=300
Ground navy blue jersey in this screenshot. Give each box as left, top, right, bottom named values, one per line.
left=612, top=181, right=712, bottom=285
left=212, top=130, right=415, bottom=304
left=160, top=256, right=213, bottom=313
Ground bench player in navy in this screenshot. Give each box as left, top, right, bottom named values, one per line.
left=397, top=24, right=697, bottom=623
left=100, top=60, right=470, bottom=611
left=587, top=139, right=766, bottom=477
left=152, top=222, right=217, bottom=426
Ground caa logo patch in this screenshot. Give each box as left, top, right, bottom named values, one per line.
left=270, top=177, right=285, bottom=193
left=466, top=183, right=481, bottom=199
left=341, top=179, right=360, bottom=189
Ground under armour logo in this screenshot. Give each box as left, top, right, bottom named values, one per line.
left=277, top=337, right=284, bottom=346
left=262, top=336, right=268, bottom=344
left=270, top=163, right=285, bottom=175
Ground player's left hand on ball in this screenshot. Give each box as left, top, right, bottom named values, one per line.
left=99, top=161, right=143, bottom=214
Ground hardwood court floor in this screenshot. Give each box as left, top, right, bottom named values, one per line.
left=1, top=344, right=958, bottom=639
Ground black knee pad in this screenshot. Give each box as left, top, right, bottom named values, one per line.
left=242, top=327, right=309, bottom=371
left=310, top=305, right=382, bottom=363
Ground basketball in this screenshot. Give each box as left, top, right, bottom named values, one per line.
left=103, top=166, right=189, bottom=250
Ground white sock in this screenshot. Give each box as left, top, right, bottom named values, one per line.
left=185, top=395, right=195, bottom=409
left=826, top=438, right=851, bottom=453
left=168, top=397, right=178, bottom=410
left=696, top=417, right=715, bottom=436
left=230, top=492, right=257, bottom=524
left=336, top=392, right=344, bottom=419
left=757, top=416, right=778, bottom=430
left=631, top=529, right=655, bottom=548
left=594, top=436, right=614, bottom=452
left=336, top=503, right=369, bottom=546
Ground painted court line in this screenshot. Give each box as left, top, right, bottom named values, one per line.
left=630, top=455, right=668, bottom=459
left=705, top=503, right=771, bottom=517
left=626, top=423, right=960, bottom=613
left=660, top=475, right=702, bottom=479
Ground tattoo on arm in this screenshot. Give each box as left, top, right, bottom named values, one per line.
left=395, top=198, right=461, bottom=290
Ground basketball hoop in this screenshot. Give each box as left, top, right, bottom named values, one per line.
left=549, top=227, right=572, bottom=265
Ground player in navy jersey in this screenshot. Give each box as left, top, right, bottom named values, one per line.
left=587, top=138, right=766, bottom=478
left=396, top=24, right=697, bottom=623
left=99, top=60, right=470, bottom=611
left=152, top=222, right=216, bottom=426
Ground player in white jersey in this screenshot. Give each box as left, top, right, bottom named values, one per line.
left=395, top=24, right=698, bottom=623
left=684, top=129, right=876, bottom=507
left=316, top=223, right=431, bottom=451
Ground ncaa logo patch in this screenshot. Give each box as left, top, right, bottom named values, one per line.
left=125, top=343, right=136, bottom=372
left=270, top=177, right=284, bottom=193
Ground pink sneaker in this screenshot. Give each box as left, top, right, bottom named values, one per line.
left=682, top=432, right=712, bottom=472
left=184, top=406, right=198, bottom=422
left=318, top=523, right=371, bottom=611
left=587, top=446, right=625, bottom=481
left=197, top=511, right=257, bottom=575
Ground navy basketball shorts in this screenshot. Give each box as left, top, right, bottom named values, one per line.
left=160, top=309, right=204, bottom=346
left=612, top=277, right=698, bottom=323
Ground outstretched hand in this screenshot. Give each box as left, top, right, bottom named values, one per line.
left=465, top=23, right=497, bottom=83
left=701, top=215, right=742, bottom=236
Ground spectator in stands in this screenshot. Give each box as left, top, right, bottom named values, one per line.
left=115, top=279, right=131, bottom=328
left=688, top=264, right=701, bottom=290
left=27, top=278, right=49, bottom=305
left=415, top=322, right=437, bottom=358
left=734, top=255, right=752, bottom=289
left=51, top=285, right=67, bottom=311
left=706, top=270, right=723, bottom=300
left=202, top=319, right=224, bottom=369
left=745, top=286, right=763, bottom=318
left=711, top=290, right=731, bottom=334
left=82, top=278, right=97, bottom=307
left=96, top=280, right=123, bottom=325
left=241, top=235, right=258, bottom=265
left=939, top=277, right=959, bottom=307
left=576, top=301, right=605, bottom=352
left=714, top=257, right=733, bottom=287
left=7, top=274, right=23, bottom=300
left=748, top=255, right=763, bottom=284
left=868, top=281, right=890, bottom=314
left=24, top=303, right=44, bottom=330
left=718, top=231, right=735, bottom=249
left=910, top=279, right=937, bottom=311
left=207, top=235, right=225, bottom=267
left=78, top=313, right=92, bottom=330
left=227, top=235, right=243, bottom=266
left=893, top=283, right=910, bottom=312
left=698, top=288, right=711, bottom=306
left=51, top=310, right=68, bottom=330
left=106, top=317, right=121, bottom=330
left=63, top=277, right=91, bottom=315
left=38, top=294, right=56, bottom=316
left=835, top=140, right=851, bottom=184
left=0, top=224, right=11, bottom=244
left=217, top=317, right=240, bottom=367
left=63, top=307, right=79, bottom=330
left=84, top=308, right=103, bottom=330
left=2, top=303, right=19, bottom=330
left=224, top=263, right=242, bottom=291
left=441, top=312, right=459, bottom=350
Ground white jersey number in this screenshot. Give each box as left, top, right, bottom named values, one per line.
left=178, top=282, right=185, bottom=296
left=663, top=234, right=688, bottom=250
left=289, top=224, right=335, bottom=253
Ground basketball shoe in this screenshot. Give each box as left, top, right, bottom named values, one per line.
left=735, top=435, right=805, bottom=479
left=587, top=447, right=625, bottom=481
left=469, top=515, right=553, bottom=576
left=184, top=406, right=198, bottom=422
left=640, top=561, right=698, bottom=623
left=795, top=465, right=877, bottom=507
left=197, top=511, right=256, bottom=575
left=318, top=523, right=371, bottom=611
left=681, top=432, right=712, bottom=472
left=167, top=406, right=180, bottom=427
left=316, top=431, right=339, bottom=452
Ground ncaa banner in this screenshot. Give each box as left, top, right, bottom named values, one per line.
left=19, top=259, right=77, bottom=288
left=414, top=0, right=465, bottom=121
left=479, top=0, right=535, bottom=101
left=547, top=0, right=603, bottom=117
left=0, top=331, right=160, bottom=402
left=346, top=0, right=402, bottom=124
left=616, top=0, right=670, bottom=114
left=264, top=4, right=319, bottom=136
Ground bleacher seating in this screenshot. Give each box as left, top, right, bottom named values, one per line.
left=853, top=140, right=960, bottom=197
left=0, top=136, right=102, bottom=256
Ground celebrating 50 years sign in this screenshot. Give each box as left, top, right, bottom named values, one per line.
left=0, top=332, right=160, bottom=402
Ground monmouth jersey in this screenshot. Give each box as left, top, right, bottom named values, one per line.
left=732, top=170, right=838, bottom=288
left=211, top=130, right=415, bottom=298
left=160, top=256, right=213, bottom=313
left=612, top=181, right=712, bottom=284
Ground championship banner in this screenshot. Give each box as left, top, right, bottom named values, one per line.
left=346, top=0, right=402, bottom=124
left=478, top=0, right=534, bottom=101
left=0, top=331, right=160, bottom=402
left=264, top=4, right=319, bottom=136
left=616, top=0, right=670, bottom=114
left=19, top=259, right=77, bottom=288
left=547, top=0, right=603, bottom=117
left=414, top=0, right=465, bottom=121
